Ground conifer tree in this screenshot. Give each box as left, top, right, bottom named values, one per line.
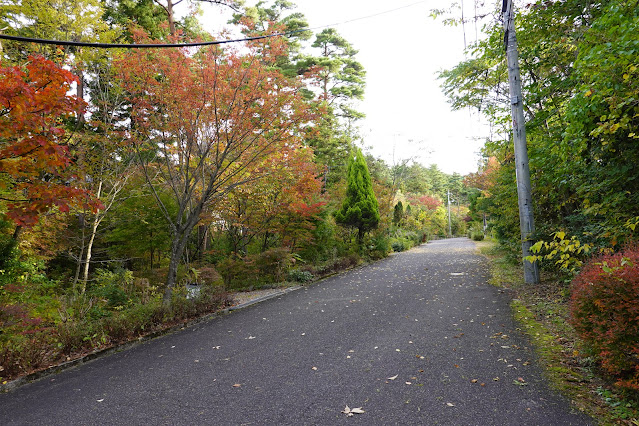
left=393, top=201, right=404, bottom=225
left=335, top=149, right=380, bottom=244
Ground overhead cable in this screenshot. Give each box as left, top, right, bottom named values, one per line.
left=0, top=0, right=427, bottom=49
left=0, top=29, right=309, bottom=49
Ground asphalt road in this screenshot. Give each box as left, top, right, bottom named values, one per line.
left=0, top=238, right=593, bottom=425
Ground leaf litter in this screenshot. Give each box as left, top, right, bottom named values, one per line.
left=342, top=405, right=365, bottom=416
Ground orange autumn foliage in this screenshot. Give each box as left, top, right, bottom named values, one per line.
left=0, top=56, right=92, bottom=226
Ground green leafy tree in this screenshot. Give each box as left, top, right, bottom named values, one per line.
left=230, top=0, right=311, bottom=78
left=439, top=0, right=639, bottom=252
left=335, top=150, right=380, bottom=244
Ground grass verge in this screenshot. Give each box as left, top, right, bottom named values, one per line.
left=477, top=239, right=639, bottom=425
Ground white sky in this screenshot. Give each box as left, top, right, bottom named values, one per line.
left=193, top=0, right=492, bottom=175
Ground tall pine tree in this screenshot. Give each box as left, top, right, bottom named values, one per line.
left=336, top=149, right=379, bottom=244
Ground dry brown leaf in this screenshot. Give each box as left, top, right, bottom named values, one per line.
left=342, top=405, right=365, bottom=416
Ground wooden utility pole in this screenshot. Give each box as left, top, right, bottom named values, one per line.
left=447, top=189, right=453, bottom=237
left=502, top=0, right=539, bottom=284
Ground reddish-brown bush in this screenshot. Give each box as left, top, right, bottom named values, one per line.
left=570, top=246, right=639, bottom=393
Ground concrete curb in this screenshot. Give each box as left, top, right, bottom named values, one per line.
left=0, top=286, right=302, bottom=394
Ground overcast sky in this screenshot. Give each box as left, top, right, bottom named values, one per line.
left=195, top=0, right=493, bottom=175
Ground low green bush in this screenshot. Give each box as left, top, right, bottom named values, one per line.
left=368, top=232, right=391, bottom=259
left=391, top=239, right=406, bottom=252
left=288, top=269, right=314, bottom=283
left=0, top=332, right=55, bottom=379
left=471, top=231, right=485, bottom=241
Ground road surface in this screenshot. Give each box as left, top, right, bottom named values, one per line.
left=0, top=238, right=592, bottom=425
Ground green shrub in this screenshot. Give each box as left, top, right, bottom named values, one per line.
left=389, top=230, right=422, bottom=253
left=368, top=232, right=390, bottom=259
left=217, top=256, right=256, bottom=290
left=471, top=231, right=485, bottom=241
left=288, top=269, right=314, bottom=283
left=391, top=240, right=406, bottom=252
left=56, top=319, right=103, bottom=354
left=0, top=333, right=55, bottom=379
left=91, top=268, right=134, bottom=308
left=570, top=246, right=639, bottom=395
left=254, top=247, right=293, bottom=282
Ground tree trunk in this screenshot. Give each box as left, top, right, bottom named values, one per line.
left=167, top=0, right=176, bottom=35
left=11, top=225, right=21, bottom=242
left=80, top=181, right=103, bottom=294
left=80, top=212, right=100, bottom=294
left=73, top=214, right=86, bottom=287
left=163, top=218, right=199, bottom=306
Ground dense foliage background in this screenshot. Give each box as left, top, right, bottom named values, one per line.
left=0, top=0, right=469, bottom=380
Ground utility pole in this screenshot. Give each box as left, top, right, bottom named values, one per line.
left=502, top=0, right=539, bottom=284
left=447, top=189, right=453, bottom=237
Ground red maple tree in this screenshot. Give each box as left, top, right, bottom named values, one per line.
left=0, top=56, right=90, bottom=227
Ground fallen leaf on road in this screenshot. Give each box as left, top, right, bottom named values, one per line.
left=342, top=405, right=365, bottom=416
left=233, top=384, right=241, bottom=388
left=446, top=403, right=455, bottom=407
left=405, top=382, right=412, bottom=385
left=97, top=399, right=104, bottom=402
left=471, top=379, right=478, bottom=383
left=248, top=336, right=256, bottom=340
left=387, top=375, right=398, bottom=380
left=312, top=367, right=318, bottom=370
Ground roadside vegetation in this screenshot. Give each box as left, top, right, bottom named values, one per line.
left=441, top=0, right=639, bottom=421
left=479, top=240, right=639, bottom=424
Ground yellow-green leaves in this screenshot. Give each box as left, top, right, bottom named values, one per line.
left=526, top=232, right=592, bottom=273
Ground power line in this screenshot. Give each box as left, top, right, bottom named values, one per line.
left=324, top=1, right=427, bottom=27
left=0, top=30, right=307, bottom=49
left=0, top=1, right=428, bottom=49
